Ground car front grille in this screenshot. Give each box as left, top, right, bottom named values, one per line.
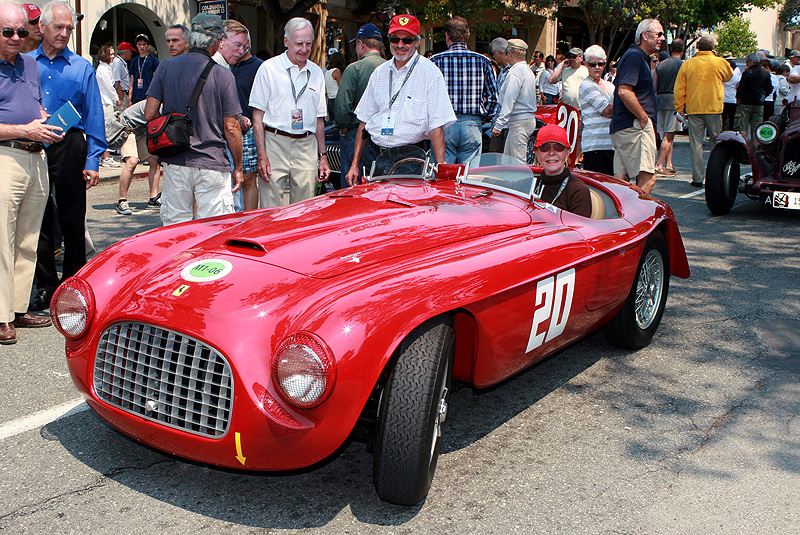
left=326, top=142, right=341, bottom=173
left=93, top=322, right=233, bottom=438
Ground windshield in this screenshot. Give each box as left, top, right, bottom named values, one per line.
left=461, top=153, right=537, bottom=199
left=367, top=145, right=430, bottom=181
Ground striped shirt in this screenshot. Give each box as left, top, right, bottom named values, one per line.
left=579, top=78, right=614, bottom=152
left=431, top=43, right=498, bottom=120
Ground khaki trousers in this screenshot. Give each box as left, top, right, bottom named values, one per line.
left=688, top=114, right=722, bottom=184
left=0, top=146, right=48, bottom=321
left=258, top=129, right=318, bottom=208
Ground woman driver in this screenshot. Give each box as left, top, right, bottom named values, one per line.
left=534, top=124, right=592, bottom=218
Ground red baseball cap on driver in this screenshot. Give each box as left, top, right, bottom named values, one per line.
left=534, top=124, right=571, bottom=150
left=388, top=14, right=421, bottom=37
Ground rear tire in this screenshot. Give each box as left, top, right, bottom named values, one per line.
left=604, top=234, right=670, bottom=349
left=373, top=317, right=455, bottom=506
left=705, top=144, right=739, bottom=216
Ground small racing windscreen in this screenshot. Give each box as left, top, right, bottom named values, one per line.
left=462, top=153, right=537, bottom=198
left=368, top=145, right=429, bottom=180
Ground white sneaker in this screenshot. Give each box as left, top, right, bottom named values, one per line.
left=115, top=200, right=132, bottom=215
left=101, top=157, right=121, bottom=168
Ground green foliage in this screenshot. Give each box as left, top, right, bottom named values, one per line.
left=780, top=0, right=800, bottom=29
left=715, top=15, right=758, bottom=57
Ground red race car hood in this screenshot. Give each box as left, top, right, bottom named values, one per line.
left=182, top=182, right=531, bottom=279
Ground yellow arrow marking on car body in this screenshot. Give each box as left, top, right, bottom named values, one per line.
left=235, top=432, right=246, bottom=465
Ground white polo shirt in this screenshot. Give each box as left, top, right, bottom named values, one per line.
left=355, top=51, right=455, bottom=148
left=249, top=51, right=326, bottom=134
left=788, top=64, right=800, bottom=103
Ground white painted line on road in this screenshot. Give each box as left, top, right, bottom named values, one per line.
left=0, top=398, right=88, bottom=441
left=679, top=189, right=705, bottom=199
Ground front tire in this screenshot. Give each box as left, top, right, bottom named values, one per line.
left=604, top=234, right=670, bottom=349
left=373, top=317, right=455, bottom=506
left=706, top=144, right=740, bottom=216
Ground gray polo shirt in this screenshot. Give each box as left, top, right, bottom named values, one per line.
left=147, top=50, right=241, bottom=172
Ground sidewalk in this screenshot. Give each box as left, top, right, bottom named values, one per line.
left=97, top=162, right=151, bottom=183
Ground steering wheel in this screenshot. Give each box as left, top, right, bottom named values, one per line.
left=388, top=157, right=426, bottom=176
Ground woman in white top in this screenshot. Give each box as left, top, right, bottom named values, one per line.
left=96, top=44, right=120, bottom=168
left=539, top=55, right=560, bottom=104
left=775, top=64, right=791, bottom=116
left=325, top=52, right=345, bottom=122
left=578, top=45, right=614, bottom=175
left=722, top=59, right=741, bottom=131
left=492, top=39, right=538, bottom=162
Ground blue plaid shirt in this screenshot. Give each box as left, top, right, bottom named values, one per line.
left=431, top=43, right=499, bottom=121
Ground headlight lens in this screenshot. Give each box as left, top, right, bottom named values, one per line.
left=755, top=121, right=778, bottom=145
left=272, top=332, right=336, bottom=409
left=51, top=277, right=95, bottom=338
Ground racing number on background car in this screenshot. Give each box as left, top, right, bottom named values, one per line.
left=526, top=268, right=576, bottom=353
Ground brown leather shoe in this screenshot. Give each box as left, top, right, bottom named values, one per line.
left=0, top=322, right=16, bottom=344
left=13, top=313, right=52, bottom=328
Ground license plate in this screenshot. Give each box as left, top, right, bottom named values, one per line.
left=771, top=192, right=800, bottom=210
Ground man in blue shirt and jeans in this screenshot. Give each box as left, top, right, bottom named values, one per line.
left=610, top=18, right=665, bottom=195
left=29, top=0, right=105, bottom=311
left=432, top=16, right=498, bottom=164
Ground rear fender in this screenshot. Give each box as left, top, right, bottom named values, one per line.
left=714, top=133, right=768, bottom=182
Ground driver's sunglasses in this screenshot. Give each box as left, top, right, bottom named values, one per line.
left=647, top=30, right=665, bottom=37
left=536, top=142, right=569, bottom=153
left=586, top=61, right=606, bottom=67
left=389, top=36, right=415, bottom=45
left=2, top=27, right=29, bottom=38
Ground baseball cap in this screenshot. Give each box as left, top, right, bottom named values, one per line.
left=567, top=47, right=583, bottom=57
left=135, top=33, right=149, bottom=43
left=788, top=50, right=800, bottom=58
left=117, top=41, right=135, bottom=52
left=388, top=14, right=421, bottom=37
left=534, top=124, right=571, bottom=150
left=507, top=39, right=528, bottom=51
left=191, top=13, right=224, bottom=37
left=328, top=47, right=338, bottom=55
left=21, top=3, right=40, bottom=22
left=350, top=23, right=382, bottom=42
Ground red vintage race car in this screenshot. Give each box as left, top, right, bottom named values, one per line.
left=53, top=149, right=689, bottom=506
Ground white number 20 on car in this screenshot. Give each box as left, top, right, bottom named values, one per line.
left=526, top=268, right=576, bottom=352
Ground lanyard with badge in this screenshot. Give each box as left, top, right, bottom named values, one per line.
left=381, top=55, right=420, bottom=136
left=136, top=56, right=146, bottom=89
left=289, top=67, right=310, bottom=130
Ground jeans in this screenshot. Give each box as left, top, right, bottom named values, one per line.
left=340, top=128, right=381, bottom=187
left=444, top=116, right=482, bottom=164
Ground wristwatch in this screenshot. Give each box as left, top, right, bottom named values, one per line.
left=318, top=151, right=327, bottom=157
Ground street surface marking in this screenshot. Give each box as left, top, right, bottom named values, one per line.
left=679, top=190, right=705, bottom=199
left=0, top=398, right=88, bottom=441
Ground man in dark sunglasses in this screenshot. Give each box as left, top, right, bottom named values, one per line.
left=0, top=2, right=64, bottom=343
left=609, top=18, right=665, bottom=195
left=20, top=3, right=41, bottom=52
left=345, top=14, right=456, bottom=185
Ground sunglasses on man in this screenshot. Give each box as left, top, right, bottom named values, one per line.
left=2, top=27, right=30, bottom=38
left=389, top=36, right=416, bottom=45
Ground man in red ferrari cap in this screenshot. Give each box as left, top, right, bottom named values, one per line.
left=532, top=124, right=591, bottom=217
left=345, top=13, right=455, bottom=185
left=113, top=41, right=134, bottom=109
left=21, top=3, right=41, bottom=52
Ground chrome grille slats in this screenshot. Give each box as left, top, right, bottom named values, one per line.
left=93, top=322, right=233, bottom=438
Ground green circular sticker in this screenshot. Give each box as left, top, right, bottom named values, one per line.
left=755, top=123, right=777, bottom=144
left=181, top=259, right=233, bottom=282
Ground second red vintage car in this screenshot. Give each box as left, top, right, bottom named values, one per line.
left=53, top=149, right=689, bottom=506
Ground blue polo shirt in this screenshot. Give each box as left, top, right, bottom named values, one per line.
left=31, top=45, right=106, bottom=171
left=129, top=53, right=159, bottom=103
left=230, top=55, right=263, bottom=120
left=0, top=53, right=42, bottom=139
left=610, top=44, right=657, bottom=135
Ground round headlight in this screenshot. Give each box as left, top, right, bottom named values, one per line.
left=272, top=332, right=336, bottom=409
left=51, top=277, right=95, bottom=338
left=755, top=121, right=778, bottom=145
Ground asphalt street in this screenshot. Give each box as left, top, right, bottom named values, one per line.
left=1, top=136, right=798, bottom=534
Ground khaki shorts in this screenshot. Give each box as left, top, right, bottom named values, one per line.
left=611, top=120, right=657, bottom=178
left=120, top=132, right=153, bottom=162
left=657, top=109, right=679, bottom=134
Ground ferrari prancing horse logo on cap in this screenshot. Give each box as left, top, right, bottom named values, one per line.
left=398, top=16, right=410, bottom=26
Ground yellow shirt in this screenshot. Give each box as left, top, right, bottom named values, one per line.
left=674, top=51, right=733, bottom=115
